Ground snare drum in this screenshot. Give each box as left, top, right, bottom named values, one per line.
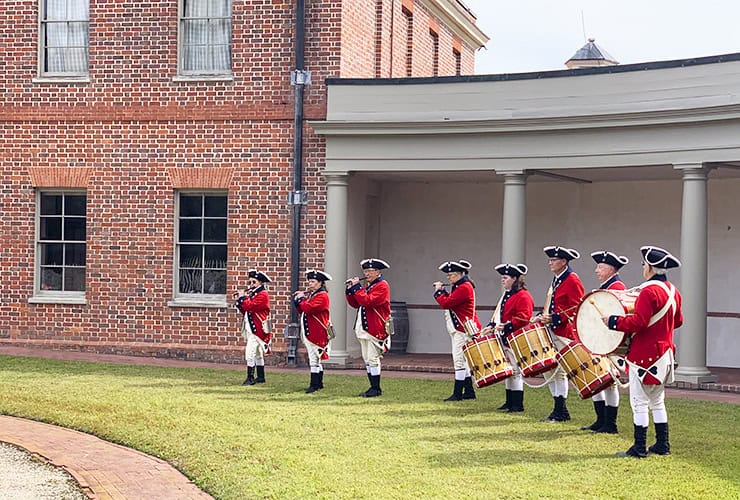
left=557, top=342, right=616, bottom=399
left=462, top=334, right=513, bottom=388
left=508, top=324, right=558, bottom=377
left=576, top=289, right=639, bottom=356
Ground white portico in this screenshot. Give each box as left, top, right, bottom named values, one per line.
left=311, top=53, right=740, bottom=381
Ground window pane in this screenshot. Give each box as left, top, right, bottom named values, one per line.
left=179, top=245, right=202, bottom=268
left=183, top=45, right=208, bottom=71
left=179, top=219, right=202, bottom=242
left=40, top=194, right=62, bottom=215
left=65, top=243, right=86, bottom=266
left=185, top=19, right=208, bottom=44
left=203, top=219, right=226, bottom=242
left=180, top=195, right=202, bottom=217
left=204, top=270, right=226, bottom=294
left=64, top=195, right=86, bottom=215
left=40, top=217, right=62, bottom=240
left=64, top=217, right=86, bottom=241
left=40, top=243, right=64, bottom=266
left=211, top=0, right=232, bottom=17
left=179, top=269, right=203, bottom=293
left=204, top=195, right=227, bottom=217
left=41, top=267, right=63, bottom=291
left=64, top=268, right=86, bottom=291
left=204, top=245, right=227, bottom=268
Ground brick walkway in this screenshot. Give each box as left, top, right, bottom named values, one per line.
left=0, top=416, right=211, bottom=500
left=0, top=345, right=738, bottom=499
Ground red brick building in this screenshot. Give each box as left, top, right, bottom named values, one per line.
left=0, top=1, right=487, bottom=362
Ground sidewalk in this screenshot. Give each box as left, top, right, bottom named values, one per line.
left=0, top=345, right=738, bottom=500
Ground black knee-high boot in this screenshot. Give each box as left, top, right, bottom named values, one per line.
left=242, top=366, right=255, bottom=386
left=581, top=400, right=606, bottom=430
left=497, top=389, right=512, bottom=411
left=360, top=372, right=373, bottom=396
left=594, top=405, right=619, bottom=434
left=462, top=377, right=476, bottom=400
left=508, top=390, right=524, bottom=413
left=305, top=372, right=321, bottom=393
left=617, top=425, right=648, bottom=458
left=648, top=422, right=670, bottom=455
left=254, top=365, right=266, bottom=383
left=318, top=371, right=324, bottom=389
left=444, top=379, right=464, bottom=401
left=362, top=374, right=382, bottom=397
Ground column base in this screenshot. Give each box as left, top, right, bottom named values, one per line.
left=674, top=366, right=717, bottom=384
left=324, top=350, right=351, bottom=367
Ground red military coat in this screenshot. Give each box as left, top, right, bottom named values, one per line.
left=601, top=274, right=626, bottom=291
left=608, top=277, right=683, bottom=384
left=295, top=288, right=331, bottom=349
left=499, top=289, right=535, bottom=338
left=434, top=276, right=482, bottom=333
left=346, top=277, right=391, bottom=341
left=237, top=286, right=271, bottom=344
left=548, top=269, right=585, bottom=340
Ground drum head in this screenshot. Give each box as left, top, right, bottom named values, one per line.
left=576, top=291, right=627, bottom=355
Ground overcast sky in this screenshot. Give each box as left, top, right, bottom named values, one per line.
left=463, top=0, right=740, bottom=74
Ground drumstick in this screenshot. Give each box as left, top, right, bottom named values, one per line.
left=589, top=298, right=606, bottom=318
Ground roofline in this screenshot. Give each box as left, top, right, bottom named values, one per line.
left=325, top=52, right=740, bottom=86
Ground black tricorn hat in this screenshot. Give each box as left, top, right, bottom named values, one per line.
left=248, top=269, right=271, bottom=283
left=360, top=258, right=390, bottom=270
left=641, top=246, right=681, bottom=270
left=306, top=269, right=332, bottom=282
left=438, top=260, right=472, bottom=274
left=591, top=250, right=629, bottom=270
left=544, top=245, right=580, bottom=261
left=495, top=263, right=528, bottom=277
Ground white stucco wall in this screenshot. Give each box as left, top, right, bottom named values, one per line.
left=367, top=176, right=739, bottom=367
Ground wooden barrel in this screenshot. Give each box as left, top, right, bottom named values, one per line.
left=388, top=301, right=409, bottom=354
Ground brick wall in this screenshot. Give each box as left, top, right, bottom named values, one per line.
left=0, top=0, right=481, bottom=363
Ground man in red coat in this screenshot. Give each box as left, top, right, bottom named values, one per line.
left=346, top=258, right=391, bottom=398
left=605, top=246, right=683, bottom=458
left=480, top=263, right=535, bottom=412
left=581, top=250, right=630, bottom=434
left=234, top=269, right=272, bottom=385
left=294, top=269, right=333, bottom=393
left=534, top=246, right=585, bottom=422
left=434, top=260, right=481, bottom=401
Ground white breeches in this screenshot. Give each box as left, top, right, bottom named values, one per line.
left=302, top=337, right=327, bottom=369
left=449, top=330, right=471, bottom=374
left=245, top=333, right=267, bottom=366
left=592, top=384, right=620, bottom=406
left=356, top=330, right=383, bottom=370
left=503, top=345, right=523, bottom=391
left=629, top=368, right=667, bottom=426
left=547, top=334, right=571, bottom=397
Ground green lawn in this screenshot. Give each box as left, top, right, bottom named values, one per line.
left=0, top=355, right=737, bottom=499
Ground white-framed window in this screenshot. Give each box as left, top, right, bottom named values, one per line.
left=178, top=0, right=232, bottom=76
left=175, top=192, right=228, bottom=298
left=38, top=0, right=90, bottom=77
left=35, top=191, right=87, bottom=297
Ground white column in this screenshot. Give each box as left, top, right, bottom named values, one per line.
left=500, top=171, right=528, bottom=264
left=673, top=163, right=716, bottom=384
left=323, top=173, right=350, bottom=365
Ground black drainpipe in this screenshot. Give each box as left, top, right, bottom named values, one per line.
left=287, top=0, right=307, bottom=365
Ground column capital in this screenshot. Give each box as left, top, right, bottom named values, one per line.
left=672, top=162, right=706, bottom=172
left=496, top=169, right=527, bottom=177
left=323, top=172, right=350, bottom=185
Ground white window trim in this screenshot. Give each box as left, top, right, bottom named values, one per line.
left=176, top=0, right=233, bottom=79
left=37, top=0, right=90, bottom=80
left=32, top=189, right=87, bottom=304
left=169, top=189, right=229, bottom=307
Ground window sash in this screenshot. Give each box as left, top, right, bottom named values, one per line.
left=36, top=191, right=87, bottom=294
left=39, top=0, right=90, bottom=76
left=179, top=0, right=232, bottom=74
left=175, top=192, right=228, bottom=297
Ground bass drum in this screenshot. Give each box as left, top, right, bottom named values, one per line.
left=576, top=289, right=639, bottom=356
